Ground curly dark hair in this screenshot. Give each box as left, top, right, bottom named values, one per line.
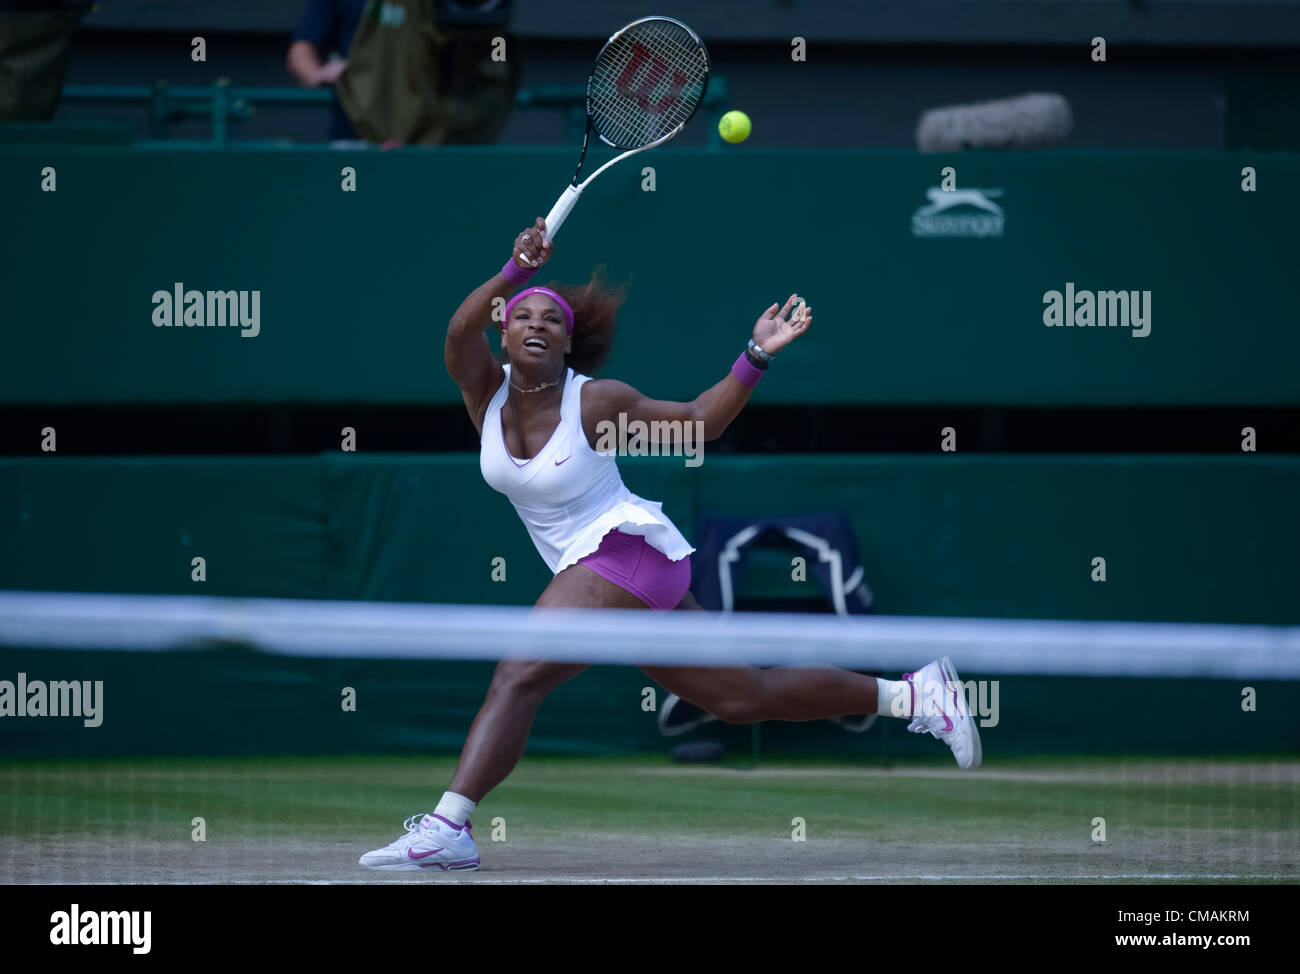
left=500, top=265, right=629, bottom=376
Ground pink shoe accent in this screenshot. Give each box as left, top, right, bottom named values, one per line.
left=407, top=847, right=445, bottom=860
left=430, top=813, right=469, bottom=831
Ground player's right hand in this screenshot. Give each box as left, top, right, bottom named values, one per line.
left=512, top=218, right=553, bottom=270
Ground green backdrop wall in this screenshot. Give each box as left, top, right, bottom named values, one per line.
left=2, top=147, right=1297, bottom=407
left=2, top=454, right=1295, bottom=623
left=4, top=452, right=1296, bottom=759
left=1, top=648, right=1290, bottom=760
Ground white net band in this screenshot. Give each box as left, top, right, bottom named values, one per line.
left=1, top=590, right=1296, bottom=679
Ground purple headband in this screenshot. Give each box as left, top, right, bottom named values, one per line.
left=502, top=287, right=574, bottom=336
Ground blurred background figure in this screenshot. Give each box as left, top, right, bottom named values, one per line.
left=287, top=0, right=366, bottom=141
left=0, top=0, right=92, bottom=121
left=289, top=0, right=518, bottom=146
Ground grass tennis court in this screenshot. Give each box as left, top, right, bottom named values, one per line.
left=4, top=754, right=1296, bottom=884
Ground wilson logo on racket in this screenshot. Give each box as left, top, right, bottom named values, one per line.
left=616, top=43, right=689, bottom=114
left=540, top=16, right=709, bottom=244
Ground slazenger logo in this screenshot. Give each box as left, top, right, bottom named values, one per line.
left=911, top=187, right=1004, bottom=238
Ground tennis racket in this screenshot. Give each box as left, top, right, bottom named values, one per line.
left=541, top=15, right=710, bottom=244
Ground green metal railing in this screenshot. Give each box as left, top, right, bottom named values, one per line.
left=61, top=81, right=332, bottom=143
left=59, top=76, right=731, bottom=148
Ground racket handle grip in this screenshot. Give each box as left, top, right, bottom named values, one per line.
left=543, top=185, right=581, bottom=243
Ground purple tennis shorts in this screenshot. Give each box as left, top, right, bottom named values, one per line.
left=577, top=529, right=691, bottom=612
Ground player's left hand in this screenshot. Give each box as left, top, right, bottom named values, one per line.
left=752, top=293, right=811, bottom=355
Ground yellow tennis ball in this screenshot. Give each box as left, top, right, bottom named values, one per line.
left=718, top=110, right=751, bottom=144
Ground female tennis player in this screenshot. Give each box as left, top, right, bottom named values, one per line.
left=360, top=219, right=981, bottom=871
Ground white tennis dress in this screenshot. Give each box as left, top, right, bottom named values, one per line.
left=480, top=364, right=695, bottom=574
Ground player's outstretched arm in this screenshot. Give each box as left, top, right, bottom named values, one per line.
left=583, top=293, right=811, bottom=443
left=445, top=219, right=554, bottom=431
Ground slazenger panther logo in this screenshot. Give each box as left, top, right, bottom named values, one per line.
left=911, top=187, right=1005, bottom=238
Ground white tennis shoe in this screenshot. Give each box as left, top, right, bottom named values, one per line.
left=903, top=657, right=982, bottom=770
left=359, top=813, right=481, bottom=871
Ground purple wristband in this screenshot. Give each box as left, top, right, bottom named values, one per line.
left=501, top=257, right=538, bottom=285
left=731, top=352, right=764, bottom=388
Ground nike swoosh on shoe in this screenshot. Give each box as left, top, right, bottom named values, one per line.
left=407, top=847, right=444, bottom=860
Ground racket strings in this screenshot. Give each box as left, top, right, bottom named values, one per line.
left=591, top=56, right=694, bottom=145
left=591, top=31, right=704, bottom=140
left=589, top=20, right=707, bottom=148
left=590, top=57, right=700, bottom=147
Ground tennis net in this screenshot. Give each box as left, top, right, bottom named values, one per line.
left=1, top=589, right=1295, bottom=679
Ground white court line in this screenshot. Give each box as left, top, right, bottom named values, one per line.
left=25, top=874, right=1295, bottom=885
